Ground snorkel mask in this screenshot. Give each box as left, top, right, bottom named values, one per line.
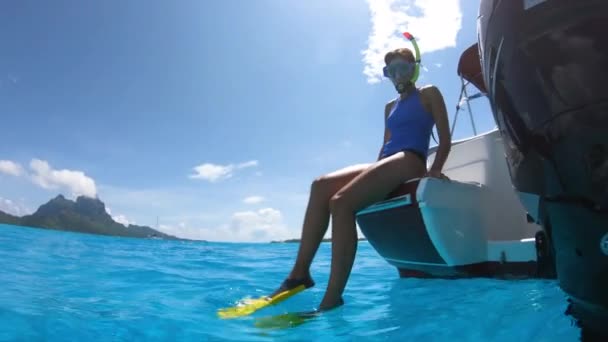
left=382, top=32, right=421, bottom=94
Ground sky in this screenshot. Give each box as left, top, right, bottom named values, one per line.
left=0, top=0, right=497, bottom=242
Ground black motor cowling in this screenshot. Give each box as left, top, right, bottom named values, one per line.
left=477, top=0, right=608, bottom=338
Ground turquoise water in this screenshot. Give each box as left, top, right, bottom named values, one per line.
left=0, top=223, right=580, bottom=341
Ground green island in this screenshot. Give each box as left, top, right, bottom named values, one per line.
left=0, top=195, right=368, bottom=243
left=0, top=195, right=183, bottom=240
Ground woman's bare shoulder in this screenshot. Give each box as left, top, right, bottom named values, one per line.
left=418, top=84, right=441, bottom=98
left=419, top=84, right=444, bottom=106
left=419, top=84, right=441, bottom=95
left=386, top=97, right=401, bottom=109
left=384, top=99, right=397, bottom=117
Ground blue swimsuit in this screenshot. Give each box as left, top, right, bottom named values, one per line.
left=380, top=90, right=435, bottom=162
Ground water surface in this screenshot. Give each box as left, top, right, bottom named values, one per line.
left=0, top=224, right=580, bottom=341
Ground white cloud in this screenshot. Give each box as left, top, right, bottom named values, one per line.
left=105, top=207, right=133, bottom=226
left=243, top=196, right=265, bottom=204
left=157, top=223, right=207, bottom=240
left=189, top=163, right=232, bottom=182
left=226, top=208, right=292, bottom=242
left=113, top=214, right=132, bottom=226
left=156, top=208, right=292, bottom=242
left=362, top=0, right=462, bottom=83
left=0, top=196, right=31, bottom=216
left=189, top=160, right=259, bottom=182
left=29, top=159, right=97, bottom=198
left=0, top=160, right=23, bottom=177
left=0, top=159, right=97, bottom=198
left=237, top=160, right=258, bottom=168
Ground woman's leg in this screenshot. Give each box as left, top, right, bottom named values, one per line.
left=289, top=163, right=372, bottom=278
left=319, top=151, right=426, bottom=310
left=281, top=164, right=372, bottom=285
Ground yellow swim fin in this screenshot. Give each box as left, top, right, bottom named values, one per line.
left=254, top=310, right=319, bottom=329
left=217, top=284, right=307, bottom=319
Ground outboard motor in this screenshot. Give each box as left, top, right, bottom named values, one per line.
left=477, top=0, right=608, bottom=338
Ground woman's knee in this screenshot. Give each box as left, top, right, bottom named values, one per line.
left=311, top=172, right=349, bottom=198
left=311, top=175, right=330, bottom=196
left=310, top=164, right=367, bottom=202
left=328, top=191, right=352, bottom=214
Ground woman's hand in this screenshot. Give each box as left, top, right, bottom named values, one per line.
left=424, top=169, right=449, bottom=180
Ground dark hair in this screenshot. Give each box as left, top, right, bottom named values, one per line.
left=384, top=48, right=415, bottom=65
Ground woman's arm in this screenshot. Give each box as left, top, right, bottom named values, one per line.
left=422, top=86, right=451, bottom=174
left=377, top=101, right=395, bottom=161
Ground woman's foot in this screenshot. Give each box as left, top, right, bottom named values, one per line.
left=269, top=275, right=315, bottom=298
left=318, top=296, right=344, bottom=311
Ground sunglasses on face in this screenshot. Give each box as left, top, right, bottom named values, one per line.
left=383, top=60, right=415, bottom=78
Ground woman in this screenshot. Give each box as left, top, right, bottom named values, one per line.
left=273, top=47, right=452, bottom=311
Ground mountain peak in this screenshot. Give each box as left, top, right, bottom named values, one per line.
left=49, top=194, right=68, bottom=203
left=0, top=194, right=181, bottom=240
left=75, top=195, right=109, bottom=220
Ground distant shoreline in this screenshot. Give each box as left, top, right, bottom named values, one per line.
left=0, top=222, right=196, bottom=241
left=271, top=237, right=367, bottom=244
left=0, top=194, right=183, bottom=241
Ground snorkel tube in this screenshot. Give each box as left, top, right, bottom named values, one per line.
left=383, top=32, right=422, bottom=93
left=402, top=32, right=421, bottom=84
